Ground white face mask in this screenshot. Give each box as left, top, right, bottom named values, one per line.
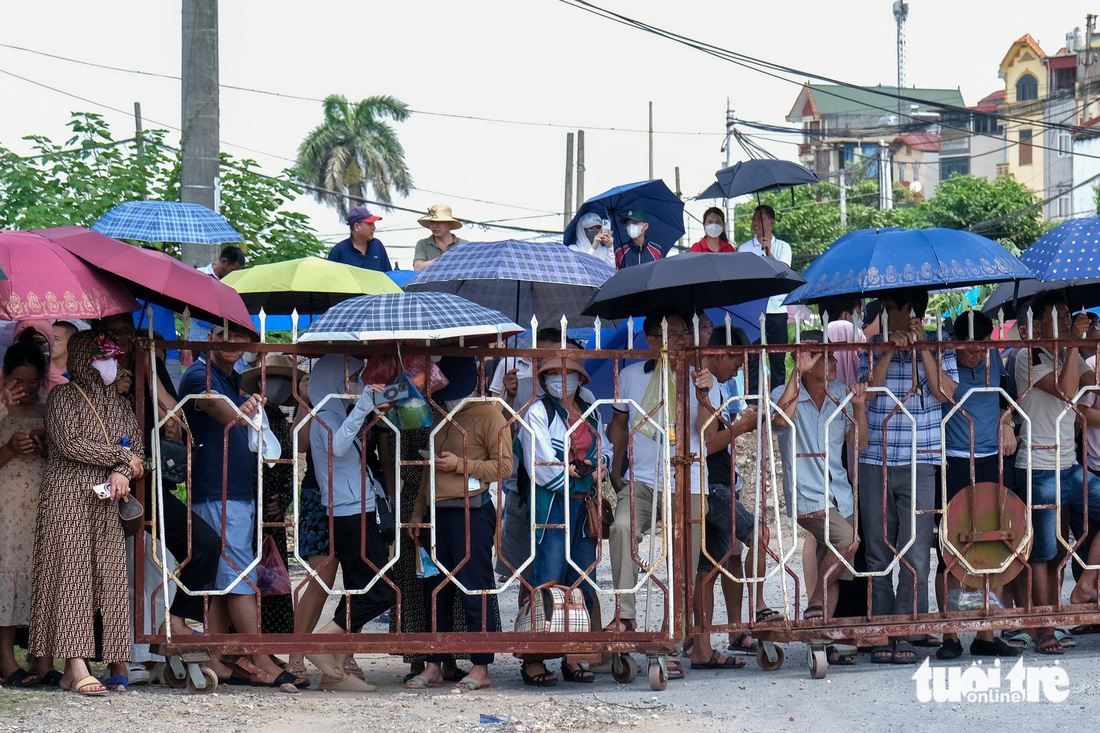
left=704, top=223, right=724, bottom=238
left=544, top=373, right=580, bottom=399
left=626, top=223, right=644, bottom=240
left=91, top=358, right=118, bottom=386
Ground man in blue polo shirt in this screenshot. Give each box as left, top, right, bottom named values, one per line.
left=614, top=208, right=662, bottom=269
left=327, top=206, right=392, bottom=272
left=180, top=326, right=300, bottom=687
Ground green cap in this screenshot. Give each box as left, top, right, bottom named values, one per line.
left=620, top=208, right=648, bottom=223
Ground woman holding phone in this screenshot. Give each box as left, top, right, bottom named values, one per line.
left=516, top=345, right=608, bottom=686
left=568, top=212, right=615, bottom=267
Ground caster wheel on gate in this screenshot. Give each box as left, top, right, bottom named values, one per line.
left=186, top=667, right=218, bottom=695
left=611, top=654, right=639, bottom=684
left=756, top=642, right=784, bottom=671
left=162, top=666, right=186, bottom=688
left=809, top=649, right=828, bottom=679
left=648, top=660, right=667, bottom=691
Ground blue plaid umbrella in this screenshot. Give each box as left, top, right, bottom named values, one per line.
left=784, top=227, right=1033, bottom=304
left=92, top=200, right=242, bottom=245
left=405, top=239, right=616, bottom=326
left=300, top=291, right=522, bottom=343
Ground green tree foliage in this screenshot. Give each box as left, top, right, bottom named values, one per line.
left=729, top=171, right=1042, bottom=269
left=297, top=94, right=412, bottom=220
left=0, top=112, right=324, bottom=264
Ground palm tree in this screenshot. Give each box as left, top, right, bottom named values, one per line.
left=297, top=94, right=412, bottom=219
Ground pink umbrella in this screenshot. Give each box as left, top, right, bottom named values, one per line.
left=37, top=226, right=256, bottom=333
left=0, top=231, right=139, bottom=320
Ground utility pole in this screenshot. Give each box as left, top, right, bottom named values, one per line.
left=839, top=166, right=847, bottom=227
left=181, top=0, right=221, bottom=267
left=878, top=140, right=893, bottom=210
left=648, top=101, right=654, bottom=179
left=134, top=102, right=147, bottom=200
left=564, top=132, right=575, bottom=232
left=674, top=166, right=684, bottom=250
left=575, top=130, right=585, bottom=211
left=721, top=100, right=734, bottom=236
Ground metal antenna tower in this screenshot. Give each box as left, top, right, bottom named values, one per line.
left=893, top=1, right=909, bottom=125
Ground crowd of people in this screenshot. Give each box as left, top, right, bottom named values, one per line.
left=3, top=199, right=1100, bottom=698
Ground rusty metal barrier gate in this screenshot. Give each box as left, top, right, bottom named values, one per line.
left=130, top=313, right=1100, bottom=689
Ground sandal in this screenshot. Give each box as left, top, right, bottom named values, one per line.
left=1036, top=632, right=1064, bottom=655
left=251, top=670, right=310, bottom=689
left=680, top=638, right=694, bottom=657
left=4, top=669, right=39, bottom=688
left=319, top=674, right=376, bottom=692
left=442, top=664, right=468, bottom=682
left=755, top=607, right=784, bottom=624
left=1004, top=631, right=1034, bottom=650
left=561, top=663, right=596, bottom=683
left=666, top=660, right=685, bottom=680
left=520, top=663, right=558, bottom=687
left=65, top=674, right=107, bottom=696
left=284, top=661, right=308, bottom=679
left=729, top=631, right=758, bottom=654
left=970, top=637, right=1021, bottom=657
left=1054, top=629, right=1076, bottom=648
left=37, top=670, right=63, bottom=688
left=825, top=645, right=856, bottom=665
left=690, top=650, right=745, bottom=670
left=101, top=675, right=128, bottom=692
left=936, top=638, right=964, bottom=660
left=455, top=675, right=490, bottom=692
left=803, top=605, right=825, bottom=621
left=870, top=645, right=894, bottom=664
left=344, top=657, right=365, bottom=679
left=603, top=619, right=637, bottom=632
left=404, top=673, right=442, bottom=690
left=892, top=640, right=918, bottom=665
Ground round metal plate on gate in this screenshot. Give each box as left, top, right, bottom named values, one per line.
left=941, top=482, right=1031, bottom=590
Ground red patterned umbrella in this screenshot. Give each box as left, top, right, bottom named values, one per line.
left=38, top=226, right=256, bottom=333
left=0, top=231, right=138, bottom=320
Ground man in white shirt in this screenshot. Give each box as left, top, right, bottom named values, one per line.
left=738, top=205, right=792, bottom=397
left=606, top=312, right=718, bottom=678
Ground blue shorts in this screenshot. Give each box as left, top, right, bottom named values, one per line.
left=1017, top=465, right=1100, bottom=563
left=698, top=484, right=755, bottom=572
left=194, top=498, right=258, bottom=594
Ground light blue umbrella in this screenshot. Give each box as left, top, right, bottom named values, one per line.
left=405, top=239, right=616, bottom=326
left=92, top=200, right=242, bottom=245
left=785, top=227, right=1033, bottom=305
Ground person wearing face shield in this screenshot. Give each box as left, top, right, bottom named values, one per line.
left=567, top=212, right=616, bottom=267
left=29, top=332, right=145, bottom=696
left=613, top=208, right=663, bottom=269
left=514, top=346, right=609, bottom=686
left=689, top=207, right=736, bottom=253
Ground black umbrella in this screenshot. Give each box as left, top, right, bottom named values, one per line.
left=981, top=278, right=1100, bottom=320
left=697, top=159, right=819, bottom=200
left=581, top=252, right=805, bottom=320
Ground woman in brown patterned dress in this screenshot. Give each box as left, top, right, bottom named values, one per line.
left=29, top=332, right=144, bottom=696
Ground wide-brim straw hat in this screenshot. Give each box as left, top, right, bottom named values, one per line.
left=241, top=353, right=306, bottom=405
left=417, top=204, right=463, bottom=230
left=536, top=353, right=590, bottom=385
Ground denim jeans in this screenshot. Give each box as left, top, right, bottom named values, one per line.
left=531, top=495, right=598, bottom=610
left=1017, top=465, right=1100, bottom=563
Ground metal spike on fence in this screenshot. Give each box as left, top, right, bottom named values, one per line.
left=1026, top=307, right=1034, bottom=339
left=495, top=324, right=503, bottom=347
left=724, top=312, right=732, bottom=346
left=222, top=317, right=229, bottom=338
left=627, top=316, right=635, bottom=350
left=934, top=312, right=942, bottom=341
left=967, top=305, right=975, bottom=341
left=259, top=308, right=267, bottom=343
left=661, top=317, right=669, bottom=349
left=794, top=314, right=801, bottom=344
left=691, top=312, right=700, bottom=347
left=1052, top=306, right=1059, bottom=339
left=997, top=308, right=1005, bottom=339
left=821, top=309, right=830, bottom=344
left=530, top=314, right=539, bottom=349
left=181, top=307, right=191, bottom=341
left=145, top=305, right=155, bottom=339
left=560, top=314, right=568, bottom=348
left=759, top=311, right=768, bottom=345
left=594, top=316, right=602, bottom=349
left=291, top=309, right=300, bottom=343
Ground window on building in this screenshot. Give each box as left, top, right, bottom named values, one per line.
left=940, top=157, right=970, bottom=179
left=1056, top=129, right=1072, bottom=157
left=996, top=162, right=1010, bottom=178
left=1019, top=129, right=1033, bottom=165
left=1016, top=74, right=1039, bottom=102
left=1057, top=185, right=1072, bottom=218
left=973, top=113, right=1003, bottom=135
left=1053, top=67, right=1077, bottom=93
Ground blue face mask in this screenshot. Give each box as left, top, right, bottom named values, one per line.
left=544, top=372, right=580, bottom=399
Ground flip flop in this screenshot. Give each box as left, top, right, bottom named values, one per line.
left=127, top=666, right=152, bottom=685
left=690, top=651, right=745, bottom=670
left=5, top=669, right=39, bottom=688
left=101, top=675, right=128, bottom=692
left=404, top=673, right=442, bottom=690
left=825, top=645, right=857, bottom=665
left=66, top=675, right=107, bottom=696
left=666, top=661, right=686, bottom=680
left=37, top=670, right=63, bottom=688
left=1054, top=629, right=1077, bottom=648
left=892, top=641, right=918, bottom=665
left=803, top=605, right=825, bottom=621
left=1068, top=624, right=1100, bottom=635
left=729, top=631, right=758, bottom=654
left=1005, top=631, right=1034, bottom=650
left=251, top=670, right=309, bottom=689
left=1036, top=632, right=1064, bottom=655
left=870, top=645, right=894, bottom=664
left=454, top=675, right=491, bottom=692
left=755, top=607, right=784, bottom=624
left=219, top=671, right=253, bottom=686
left=442, top=665, right=468, bottom=682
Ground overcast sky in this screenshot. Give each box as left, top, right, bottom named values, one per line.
left=0, top=0, right=1092, bottom=266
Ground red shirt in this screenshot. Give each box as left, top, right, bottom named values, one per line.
left=689, top=237, right=736, bottom=253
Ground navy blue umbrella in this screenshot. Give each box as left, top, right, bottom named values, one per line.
left=563, top=180, right=684, bottom=257
left=697, top=159, right=819, bottom=200
left=785, top=227, right=1033, bottom=305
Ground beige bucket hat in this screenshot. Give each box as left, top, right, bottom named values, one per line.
left=417, top=204, right=463, bottom=230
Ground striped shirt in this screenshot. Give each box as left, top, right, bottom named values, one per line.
left=858, top=332, right=958, bottom=466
